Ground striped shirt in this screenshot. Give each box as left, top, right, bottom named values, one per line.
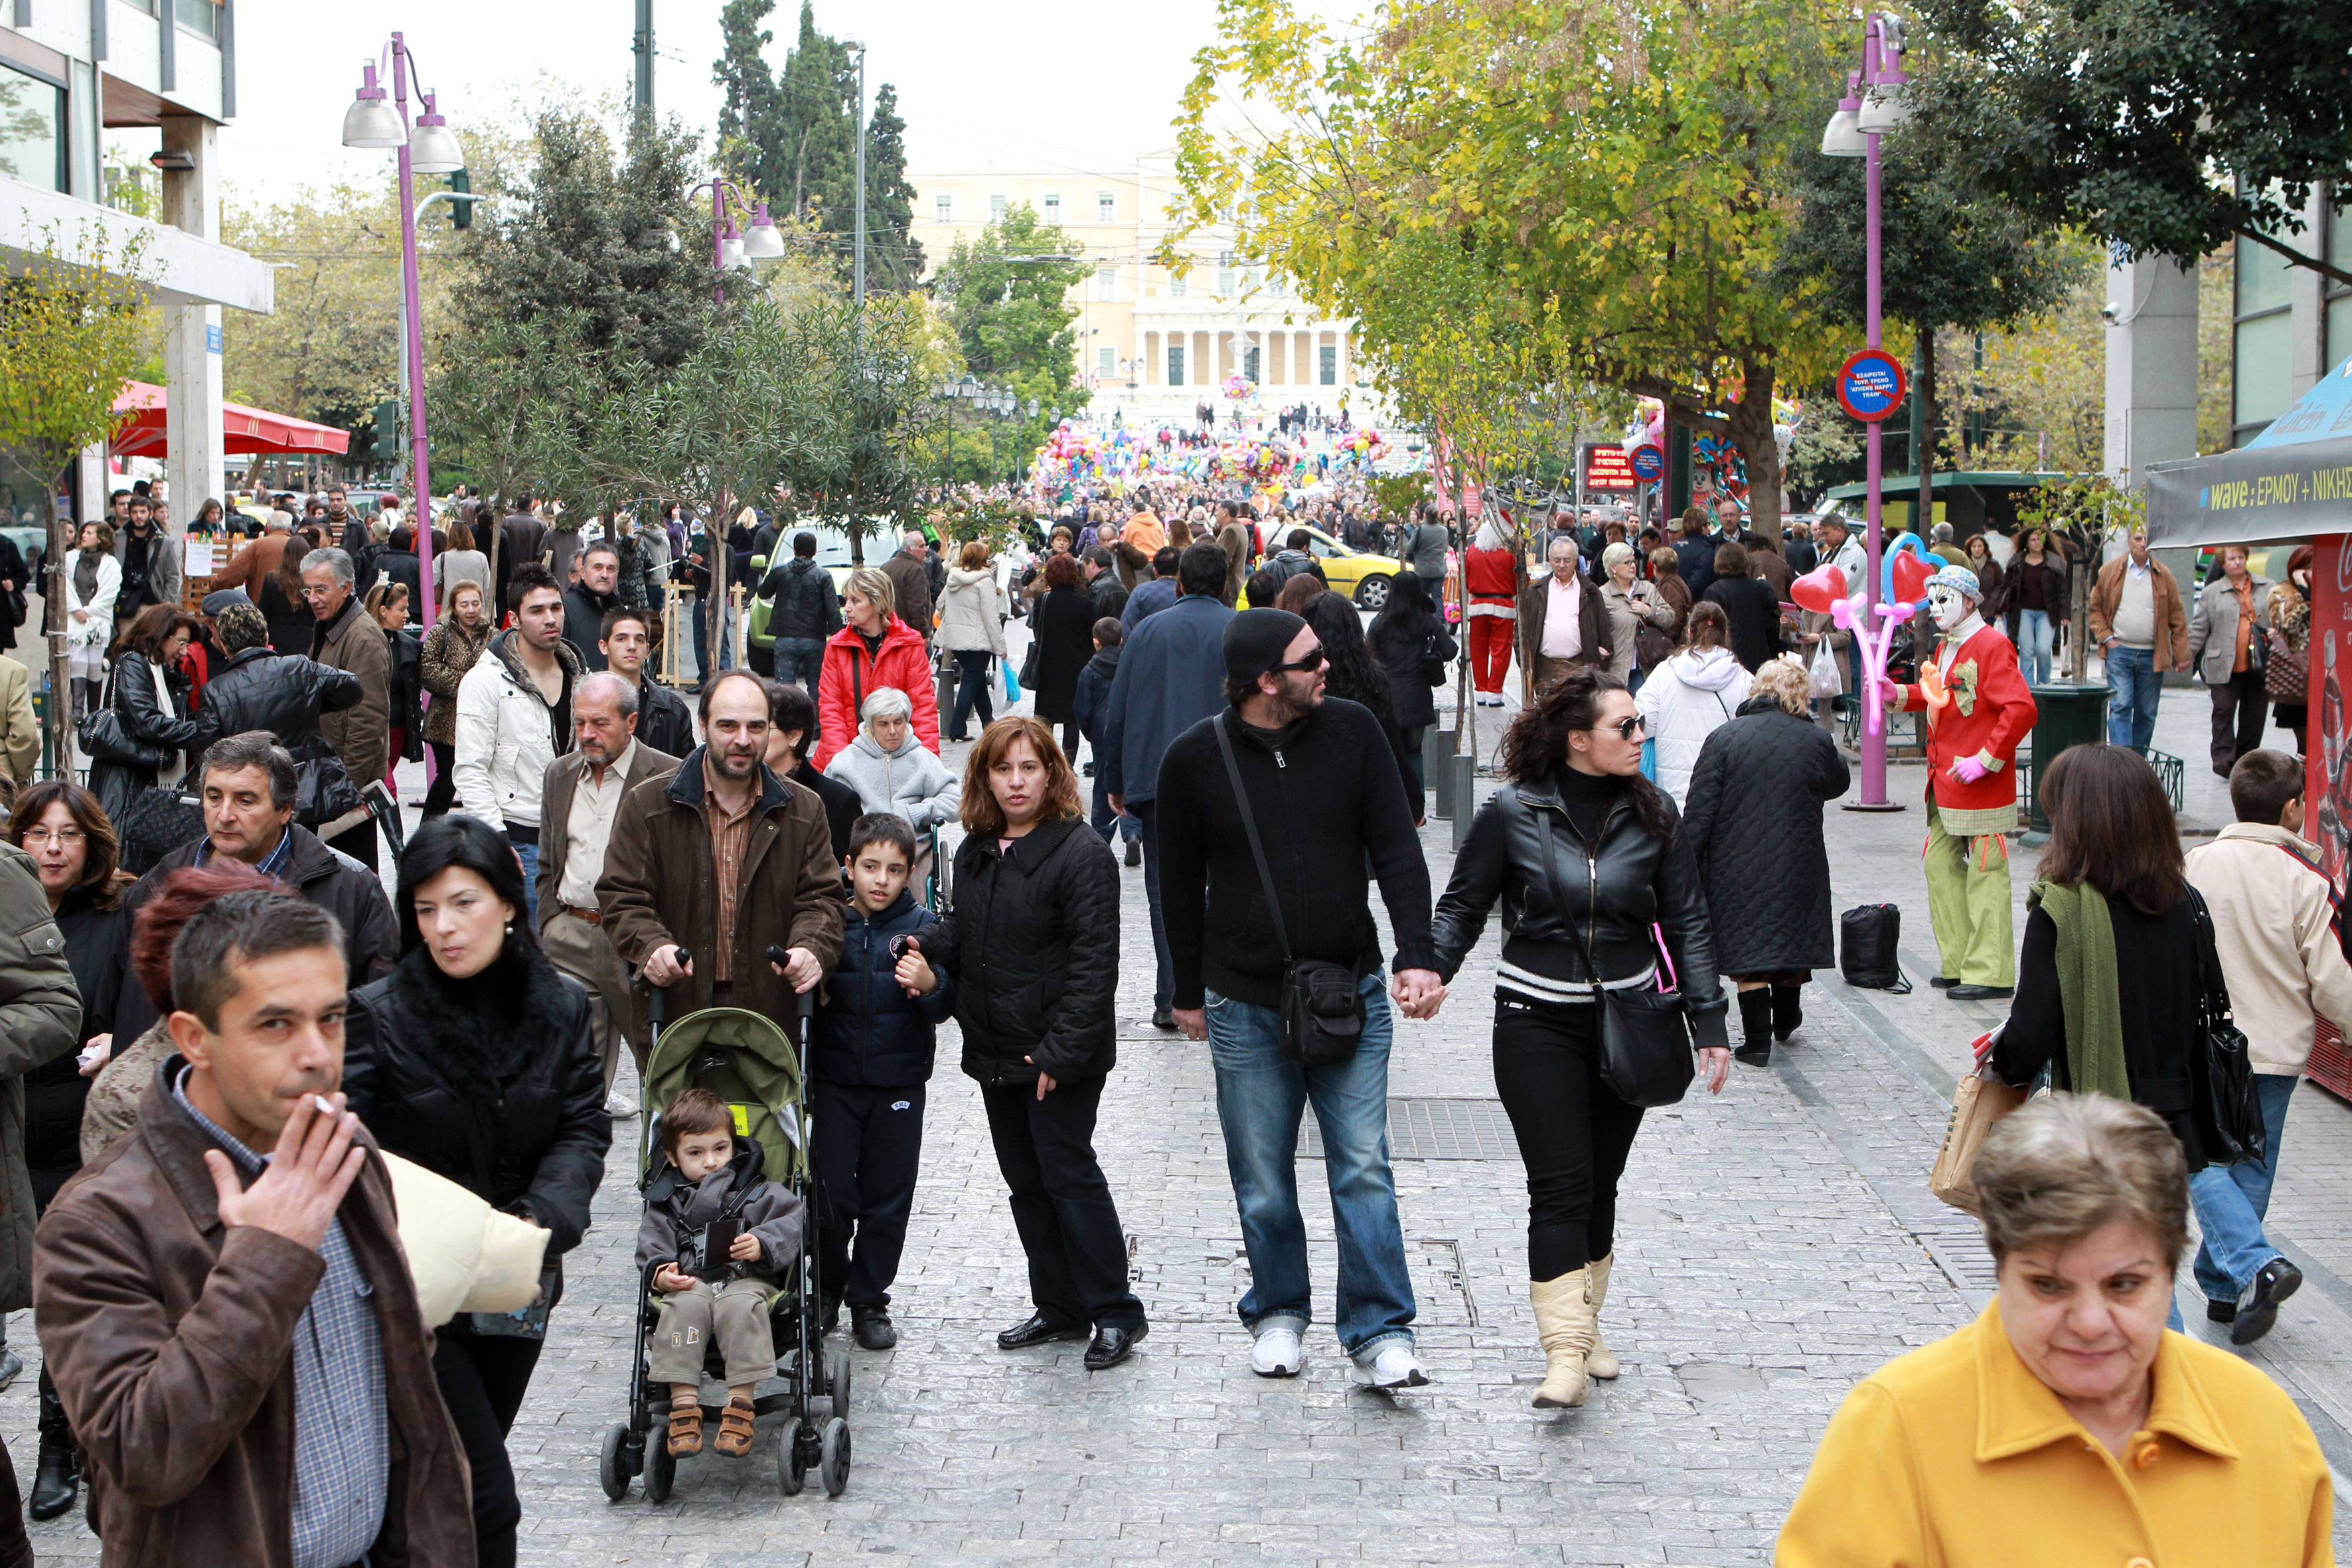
left=172, top=1068, right=388, bottom=1568
left=702, top=755, right=759, bottom=983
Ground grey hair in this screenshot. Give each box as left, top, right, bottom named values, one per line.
left=301, top=546, right=354, bottom=587
left=1931, top=521, right=1954, bottom=542
left=1602, top=541, right=1636, bottom=571
left=861, top=686, right=913, bottom=724
left=1971, top=1092, right=2190, bottom=1272
left=200, top=731, right=299, bottom=811
left=575, top=671, right=639, bottom=719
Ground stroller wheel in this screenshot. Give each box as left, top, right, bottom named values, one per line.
left=776, top=1415, right=807, bottom=1496
left=827, top=1349, right=853, bottom=1419
left=597, top=1423, right=632, bottom=1502
left=820, top=1416, right=852, bottom=1498
left=645, top=1435, right=676, bottom=1504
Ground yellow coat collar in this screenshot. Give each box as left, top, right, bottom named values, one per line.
left=1972, top=1298, right=2242, bottom=1464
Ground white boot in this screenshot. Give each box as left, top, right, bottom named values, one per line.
left=1529, top=1269, right=1596, bottom=1409
left=1585, top=1253, right=1620, bottom=1381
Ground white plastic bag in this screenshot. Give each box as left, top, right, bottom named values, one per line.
left=1808, top=639, right=1844, bottom=698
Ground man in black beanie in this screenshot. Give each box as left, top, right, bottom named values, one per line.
left=1152, top=605, right=1445, bottom=1390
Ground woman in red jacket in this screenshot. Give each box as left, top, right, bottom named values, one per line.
left=815, top=566, right=940, bottom=770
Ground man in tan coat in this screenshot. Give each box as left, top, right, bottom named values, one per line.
left=301, top=547, right=392, bottom=872
left=2182, top=749, right=2352, bottom=1346
left=0, top=653, right=37, bottom=787
left=2088, top=524, right=2189, bottom=748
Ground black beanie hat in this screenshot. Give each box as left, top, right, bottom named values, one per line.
left=1223, top=607, right=1308, bottom=686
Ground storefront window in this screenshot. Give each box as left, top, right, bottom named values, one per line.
left=0, top=63, right=67, bottom=193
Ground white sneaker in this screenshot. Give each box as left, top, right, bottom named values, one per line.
left=1354, top=1342, right=1430, bottom=1389
left=1250, top=1322, right=1304, bottom=1377
left=605, top=1089, right=639, bottom=1119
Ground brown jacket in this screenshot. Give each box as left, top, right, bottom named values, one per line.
left=35, top=1065, right=477, bottom=1568
left=535, top=739, right=680, bottom=933
left=207, top=532, right=291, bottom=601
left=597, top=747, right=847, bottom=1036
left=1516, top=572, right=1610, bottom=671
left=880, top=552, right=933, bottom=641
left=314, top=595, right=393, bottom=789
left=2088, top=554, right=2191, bottom=671
left=1215, top=522, right=1254, bottom=606
left=418, top=615, right=493, bottom=747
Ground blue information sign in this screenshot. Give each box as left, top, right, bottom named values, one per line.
left=1836, top=349, right=1907, bottom=423
left=1628, top=443, right=1664, bottom=481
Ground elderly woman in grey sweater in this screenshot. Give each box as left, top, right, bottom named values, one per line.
left=824, top=685, right=961, bottom=831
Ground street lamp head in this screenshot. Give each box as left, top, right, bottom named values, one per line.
left=959, top=378, right=980, bottom=400
left=1855, top=80, right=1911, bottom=135
left=719, top=230, right=750, bottom=271
left=341, top=63, right=406, bottom=149
left=407, top=94, right=465, bottom=174
left=744, top=202, right=787, bottom=260
left=1820, top=101, right=1867, bottom=157
left=1026, top=399, right=1040, bottom=418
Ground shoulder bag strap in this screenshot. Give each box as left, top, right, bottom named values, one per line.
left=1213, top=713, right=1293, bottom=965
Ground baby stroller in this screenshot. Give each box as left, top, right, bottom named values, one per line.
left=597, top=1001, right=854, bottom=1502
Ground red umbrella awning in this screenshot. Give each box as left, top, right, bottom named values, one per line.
left=110, top=381, right=351, bottom=459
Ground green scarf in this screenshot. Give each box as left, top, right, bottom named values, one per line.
left=2027, top=879, right=2132, bottom=1103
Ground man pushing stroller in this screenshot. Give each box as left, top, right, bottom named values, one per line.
left=638, top=1087, right=805, bottom=1458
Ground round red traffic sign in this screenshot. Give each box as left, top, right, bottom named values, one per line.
left=1836, top=349, right=1907, bottom=423
left=1628, top=444, right=1665, bottom=481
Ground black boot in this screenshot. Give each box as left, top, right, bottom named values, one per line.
left=1734, top=989, right=1772, bottom=1065
left=29, top=1375, right=76, bottom=1522
left=1770, top=983, right=1804, bottom=1042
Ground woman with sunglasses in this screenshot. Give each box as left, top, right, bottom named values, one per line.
left=1429, top=665, right=1731, bottom=1412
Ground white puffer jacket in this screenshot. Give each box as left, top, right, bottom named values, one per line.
left=937, top=566, right=1008, bottom=656
left=452, top=629, right=582, bottom=830
left=1634, top=646, right=1753, bottom=808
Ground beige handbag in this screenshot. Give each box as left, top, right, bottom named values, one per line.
left=1929, top=1027, right=2030, bottom=1215
left=381, top=1151, right=550, bottom=1328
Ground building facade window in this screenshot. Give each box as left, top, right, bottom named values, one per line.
left=1094, top=260, right=1116, bottom=301
left=1319, top=345, right=1338, bottom=386
left=990, top=195, right=1008, bottom=222
left=0, top=63, right=67, bottom=194
left=1098, top=347, right=1116, bottom=378
left=1217, top=252, right=1237, bottom=296
left=1043, top=194, right=1060, bottom=223
left=1168, top=272, right=1186, bottom=299
left=1243, top=346, right=1261, bottom=382
left=1097, top=193, right=1115, bottom=223
left=175, top=0, right=222, bottom=40
left=934, top=193, right=952, bottom=222
left=2327, top=195, right=2352, bottom=374
left=1168, top=345, right=1186, bottom=385
left=2233, top=229, right=2296, bottom=443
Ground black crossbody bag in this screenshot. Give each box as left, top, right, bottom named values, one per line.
left=1214, top=714, right=1366, bottom=1064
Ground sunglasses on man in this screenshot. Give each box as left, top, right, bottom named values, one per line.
left=1271, top=646, right=1327, bottom=673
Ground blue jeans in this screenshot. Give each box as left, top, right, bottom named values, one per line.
left=694, top=597, right=738, bottom=677
left=949, top=649, right=995, bottom=740
left=775, top=635, right=823, bottom=691
left=1130, top=799, right=1173, bottom=1012
left=2191, top=1073, right=2299, bottom=1304
left=2106, top=643, right=2160, bottom=747
left=1206, top=972, right=1417, bottom=1358
left=2017, top=609, right=2055, bottom=684
left=512, top=836, right=540, bottom=929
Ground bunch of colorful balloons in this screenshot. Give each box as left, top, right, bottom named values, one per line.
left=1330, top=427, right=1390, bottom=468
left=1788, top=531, right=1940, bottom=738
left=1222, top=372, right=1255, bottom=403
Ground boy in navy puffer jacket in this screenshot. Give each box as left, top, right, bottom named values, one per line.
left=810, top=812, right=953, bottom=1350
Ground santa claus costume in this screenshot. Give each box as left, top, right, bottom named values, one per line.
left=1890, top=565, right=2039, bottom=998
left=1464, top=518, right=1521, bottom=705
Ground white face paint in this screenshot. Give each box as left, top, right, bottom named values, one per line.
left=1928, top=582, right=1975, bottom=633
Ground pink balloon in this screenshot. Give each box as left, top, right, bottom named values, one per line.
left=1790, top=562, right=1848, bottom=614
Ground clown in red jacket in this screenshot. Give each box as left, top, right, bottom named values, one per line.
left=1885, top=564, right=2038, bottom=999
left=1462, top=518, right=1521, bottom=706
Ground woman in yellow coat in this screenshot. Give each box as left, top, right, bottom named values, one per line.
left=1778, top=1093, right=2333, bottom=1568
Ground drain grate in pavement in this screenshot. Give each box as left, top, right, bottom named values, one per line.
left=1300, top=1097, right=1518, bottom=1160
left=1912, top=1219, right=2000, bottom=1293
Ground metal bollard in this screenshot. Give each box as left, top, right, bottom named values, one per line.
left=1427, top=727, right=1454, bottom=819
left=1450, top=753, right=1478, bottom=850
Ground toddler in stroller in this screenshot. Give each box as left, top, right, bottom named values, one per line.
left=638, top=1087, right=805, bottom=1458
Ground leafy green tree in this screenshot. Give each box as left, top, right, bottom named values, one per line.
left=930, top=203, right=1091, bottom=409
left=1913, top=0, right=2352, bottom=287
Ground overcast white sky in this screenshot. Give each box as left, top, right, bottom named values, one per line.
left=210, top=0, right=1265, bottom=195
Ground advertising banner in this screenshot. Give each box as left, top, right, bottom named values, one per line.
left=2304, top=533, right=2352, bottom=1097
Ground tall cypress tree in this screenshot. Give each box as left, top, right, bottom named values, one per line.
left=863, top=83, right=923, bottom=292
left=714, top=0, right=785, bottom=204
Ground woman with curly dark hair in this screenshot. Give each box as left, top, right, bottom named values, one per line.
left=1430, top=666, right=1729, bottom=1411
left=1302, top=591, right=1420, bottom=820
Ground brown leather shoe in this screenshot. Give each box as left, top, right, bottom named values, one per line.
left=666, top=1398, right=703, bottom=1457
left=714, top=1394, right=757, bottom=1458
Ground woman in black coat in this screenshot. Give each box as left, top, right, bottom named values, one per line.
left=935, top=716, right=1146, bottom=1370
left=343, top=815, right=611, bottom=1568
left=1365, top=569, right=1456, bottom=795
left=187, top=599, right=364, bottom=824
left=1698, top=540, right=1784, bottom=672
left=1030, top=552, right=1098, bottom=759
left=1678, top=661, right=1851, bottom=1065
left=7, top=778, right=129, bottom=1520
left=1305, top=591, right=1423, bottom=821
left=86, top=605, right=201, bottom=827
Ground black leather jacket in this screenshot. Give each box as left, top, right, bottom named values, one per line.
left=1432, top=773, right=1729, bottom=1044
left=761, top=556, right=843, bottom=643
left=189, top=645, right=362, bottom=772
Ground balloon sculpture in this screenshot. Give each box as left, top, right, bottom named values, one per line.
left=1788, top=530, right=1940, bottom=740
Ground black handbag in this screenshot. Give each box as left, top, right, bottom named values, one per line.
left=1840, top=903, right=1913, bottom=993
left=78, top=670, right=174, bottom=770
left=2187, top=887, right=2265, bottom=1166
left=1214, top=714, right=1366, bottom=1064
left=293, top=753, right=364, bottom=828
left=1420, top=629, right=1449, bottom=687
left=112, top=787, right=206, bottom=874
left=1564, top=905, right=1695, bottom=1108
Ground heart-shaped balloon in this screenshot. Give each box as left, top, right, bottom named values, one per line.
left=1881, top=532, right=1938, bottom=606
left=1790, top=561, right=1848, bottom=615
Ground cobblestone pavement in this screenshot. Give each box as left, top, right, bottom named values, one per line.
left=10, top=657, right=2352, bottom=1564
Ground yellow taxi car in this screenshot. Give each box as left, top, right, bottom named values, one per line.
left=1241, top=525, right=1405, bottom=610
